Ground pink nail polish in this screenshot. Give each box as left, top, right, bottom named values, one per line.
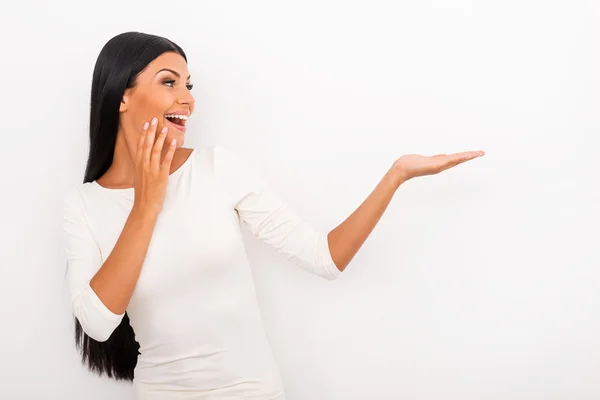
left=151, top=117, right=158, bottom=125
left=161, top=127, right=168, bottom=134
left=143, top=122, right=149, bottom=130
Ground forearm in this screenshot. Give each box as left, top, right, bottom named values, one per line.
left=89, top=206, right=158, bottom=314
left=327, top=168, right=403, bottom=271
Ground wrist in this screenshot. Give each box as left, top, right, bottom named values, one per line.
left=387, top=164, right=408, bottom=190
left=130, top=204, right=160, bottom=222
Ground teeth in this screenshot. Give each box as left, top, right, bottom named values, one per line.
left=165, top=114, right=188, bottom=120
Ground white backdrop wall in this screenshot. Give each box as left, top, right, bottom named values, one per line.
left=1, top=1, right=599, bottom=399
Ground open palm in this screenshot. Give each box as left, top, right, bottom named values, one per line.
left=393, top=150, right=485, bottom=182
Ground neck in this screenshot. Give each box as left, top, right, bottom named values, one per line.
left=99, top=129, right=137, bottom=188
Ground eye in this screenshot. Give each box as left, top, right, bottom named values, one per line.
left=162, top=79, right=193, bottom=91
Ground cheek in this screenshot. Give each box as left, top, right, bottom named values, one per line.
left=135, top=90, right=174, bottom=117
left=129, top=93, right=174, bottom=133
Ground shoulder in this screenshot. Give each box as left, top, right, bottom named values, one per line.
left=193, top=143, right=239, bottom=159
left=192, top=144, right=268, bottom=199
left=61, top=185, right=89, bottom=229
left=62, top=185, right=86, bottom=212
left=61, top=183, right=98, bottom=219
left=190, top=144, right=247, bottom=174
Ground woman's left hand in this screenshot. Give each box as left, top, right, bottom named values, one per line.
left=391, top=150, right=485, bottom=186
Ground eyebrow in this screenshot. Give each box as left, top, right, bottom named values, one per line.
left=156, top=68, right=191, bottom=80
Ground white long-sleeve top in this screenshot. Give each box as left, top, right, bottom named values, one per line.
left=61, top=144, right=341, bottom=400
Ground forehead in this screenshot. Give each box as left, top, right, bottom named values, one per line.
left=139, top=52, right=189, bottom=80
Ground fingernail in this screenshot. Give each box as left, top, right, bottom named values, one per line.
left=151, top=117, right=158, bottom=125
left=161, top=127, right=168, bottom=134
left=171, top=139, right=177, bottom=146
left=143, top=122, right=149, bottom=130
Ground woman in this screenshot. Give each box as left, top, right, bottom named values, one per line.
left=62, top=31, right=484, bottom=399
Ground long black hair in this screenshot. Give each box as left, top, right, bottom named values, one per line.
left=77, top=31, right=187, bottom=381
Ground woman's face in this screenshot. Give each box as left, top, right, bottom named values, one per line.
left=119, top=51, right=195, bottom=150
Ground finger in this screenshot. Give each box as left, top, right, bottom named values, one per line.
left=448, top=151, right=484, bottom=164
left=136, top=121, right=150, bottom=167
left=143, top=117, right=158, bottom=168
left=151, top=127, right=168, bottom=173
left=443, top=151, right=485, bottom=170
left=466, top=150, right=485, bottom=159
left=161, top=138, right=177, bottom=174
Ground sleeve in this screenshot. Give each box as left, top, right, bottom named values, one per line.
left=61, top=188, right=125, bottom=342
left=212, top=145, right=341, bottom=281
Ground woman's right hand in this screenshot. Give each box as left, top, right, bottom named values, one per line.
left=133, top=117, right=177, bottom=216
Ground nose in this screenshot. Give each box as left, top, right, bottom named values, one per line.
left=177, top=87, right=195, bottom=106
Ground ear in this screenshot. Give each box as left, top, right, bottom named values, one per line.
left=119, top=89, right=131, bottom=112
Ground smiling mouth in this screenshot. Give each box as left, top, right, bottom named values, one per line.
left=164, top=114, right=188, bottom=127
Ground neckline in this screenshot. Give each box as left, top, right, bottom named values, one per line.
left=92, top=148, right=195, bottom=192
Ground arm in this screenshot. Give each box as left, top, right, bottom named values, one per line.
left=62, top=189, right=159, bottom=341
left=327, top=150, right=486, bottom=271
left=213, top=145, right=484, bottom=278
left=63, top=118, right=176, bottom=341
left=88, top=206, right=158, bottom=314
left=213, top=145, right=340, bottom=280
left=327, top=168, right=400, bottom=272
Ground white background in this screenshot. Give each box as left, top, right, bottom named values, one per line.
left=1, top=0, right=599, bottom=399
